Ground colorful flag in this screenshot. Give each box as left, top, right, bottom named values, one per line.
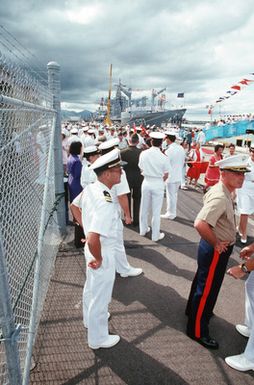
left=231, top=85, right=241, bottom=91
left=239, top=79, right=253, bottom=85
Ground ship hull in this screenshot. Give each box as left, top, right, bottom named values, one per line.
left=121, top=108, right=186, bottom=126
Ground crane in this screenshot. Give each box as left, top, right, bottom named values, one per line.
left=151, top=88, right=166, bottom=107
left=115, top=80, right=132, bottom=107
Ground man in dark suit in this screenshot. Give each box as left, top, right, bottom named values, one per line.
left=121, top=133, right=143, bottom=226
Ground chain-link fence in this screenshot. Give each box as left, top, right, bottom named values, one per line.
left=0, top=27, right=64, bottom=385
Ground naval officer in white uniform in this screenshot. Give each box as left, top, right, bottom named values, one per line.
left=99, top=139, right=143, bottom=278
left=161, top=131, right=186, bottom=220
left=80, top=145, right=100, bottom=188
left=138, top=132, right=169, bottom=241
left=226, top=243, right=254, bottom=371
left=72, top=149, right=123, bottom=349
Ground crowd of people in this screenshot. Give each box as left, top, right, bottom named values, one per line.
left=61, top=120, right=254, bottom=372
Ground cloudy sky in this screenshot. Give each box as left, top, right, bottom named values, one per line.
left=1, top=0, right=254, bottom=120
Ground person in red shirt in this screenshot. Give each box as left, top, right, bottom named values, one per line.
left=204, top=144, right=224, bottom=193
left=187, top=142, right=204, bottom=188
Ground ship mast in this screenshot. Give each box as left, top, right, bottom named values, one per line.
left=104, top=64, right=112, bottom=126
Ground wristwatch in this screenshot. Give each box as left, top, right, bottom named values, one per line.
left=241, top=263, right=250, bottom=274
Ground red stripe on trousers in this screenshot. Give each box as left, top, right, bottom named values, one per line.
left=195, top=249, right=220, bottom=338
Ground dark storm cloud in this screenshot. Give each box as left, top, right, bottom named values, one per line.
left=0, top=0, right=254, bottom=112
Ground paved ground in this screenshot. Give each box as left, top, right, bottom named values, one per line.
left=30, top=186, right=254, bottom=385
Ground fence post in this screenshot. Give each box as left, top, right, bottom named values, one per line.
left=47, top=61, right=66, bottom=235
left=0, top=232, right=22, bottom=385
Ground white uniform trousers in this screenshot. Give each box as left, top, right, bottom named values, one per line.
left=139, top=178, right=164, bottom=241
left=165, top=182, right=181, bottom=218
left=83, top=243, right=116, bottom=346
left=244, top=272, right=254, bottom=360
left=115, top=219, right=131, bottom=274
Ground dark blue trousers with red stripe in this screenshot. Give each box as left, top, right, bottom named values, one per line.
left=186, top=239, right=234, bottom=338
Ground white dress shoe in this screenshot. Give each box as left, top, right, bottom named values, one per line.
left=89, top=334, right=120, bottom=350
left=236, top=324, right=251, bottom=338
left=140, top=226, right=150, bottom=236
left=120, top=267, right=143, bottom=278
left=160, top=213, right=176, bottom=220
left=225, top=353, right=254, bottom=371
left=160, top=213, right=170, bottom=219
left=153, top=232, right=165, bottom=242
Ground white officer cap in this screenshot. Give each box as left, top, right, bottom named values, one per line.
left=164, top=130, right=177, bottom=137
left=215, top=154, right=250, bottom=172
left=88, top=129, right=96, bottom=134
left=90, top=148, right=123, bottom=173
left=70, top=127, right=78, bottom=134
left=149, top=132, right=165, bottom=140
left=83, top=145, right=100, bottom=156
left=98, top=138, right=120, bottom=154
left=164, top=130, right=181, bottom=140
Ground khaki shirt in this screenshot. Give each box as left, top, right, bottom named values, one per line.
left=196, top=181, right=236, bottom=244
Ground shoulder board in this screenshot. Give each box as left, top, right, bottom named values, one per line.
left=103, top=190, right=112, bottom=203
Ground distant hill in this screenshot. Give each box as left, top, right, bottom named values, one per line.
left=61, top=109, right=93, bottom=121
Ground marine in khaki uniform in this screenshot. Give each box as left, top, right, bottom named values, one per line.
left=186, top=154, right=250, bottom=349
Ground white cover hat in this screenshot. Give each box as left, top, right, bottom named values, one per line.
left=215, top=154, right=250, bottom=172
left=98, top=138, right=120, bottom=151
left=149, top=132, right=165, bottom=140
left=90, top=148, right=122, bottom=172
left=70, top=127, right=78, bottom=134
left=83, top=145, right=99, bottom=155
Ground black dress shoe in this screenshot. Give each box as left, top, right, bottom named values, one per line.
left=187, top=333, right=219, bottom=349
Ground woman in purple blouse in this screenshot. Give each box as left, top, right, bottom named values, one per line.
left=67, top=141, right=83, bottom=202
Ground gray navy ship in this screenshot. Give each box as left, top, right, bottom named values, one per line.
left=100, top=80, right=186, bottom=126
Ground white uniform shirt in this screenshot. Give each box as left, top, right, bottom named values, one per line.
left=197, top=131, right=206, bottom=145
left=111, top=170, right=130, bottom=201
left=72, top=181, right=119, bottom=249
left=83, top=136, right=96, bottom=148
left=137, top=134, right=146, bottom=149
left=139, top=146, right=169, bottom=178
left=240, top=158, right=254, bottom=192
left=165, top=142, right=186, bottom=183
left=80, top=162, right=97, bottom=188
left=110, top=170, right=130, bottom=224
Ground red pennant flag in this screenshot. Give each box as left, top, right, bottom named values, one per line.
left=239, top=80, right=248, bottom=85
left=231, top=85, right=241, bottom=91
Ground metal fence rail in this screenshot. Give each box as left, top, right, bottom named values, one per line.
left=0, top=30, right=64, bottom=385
